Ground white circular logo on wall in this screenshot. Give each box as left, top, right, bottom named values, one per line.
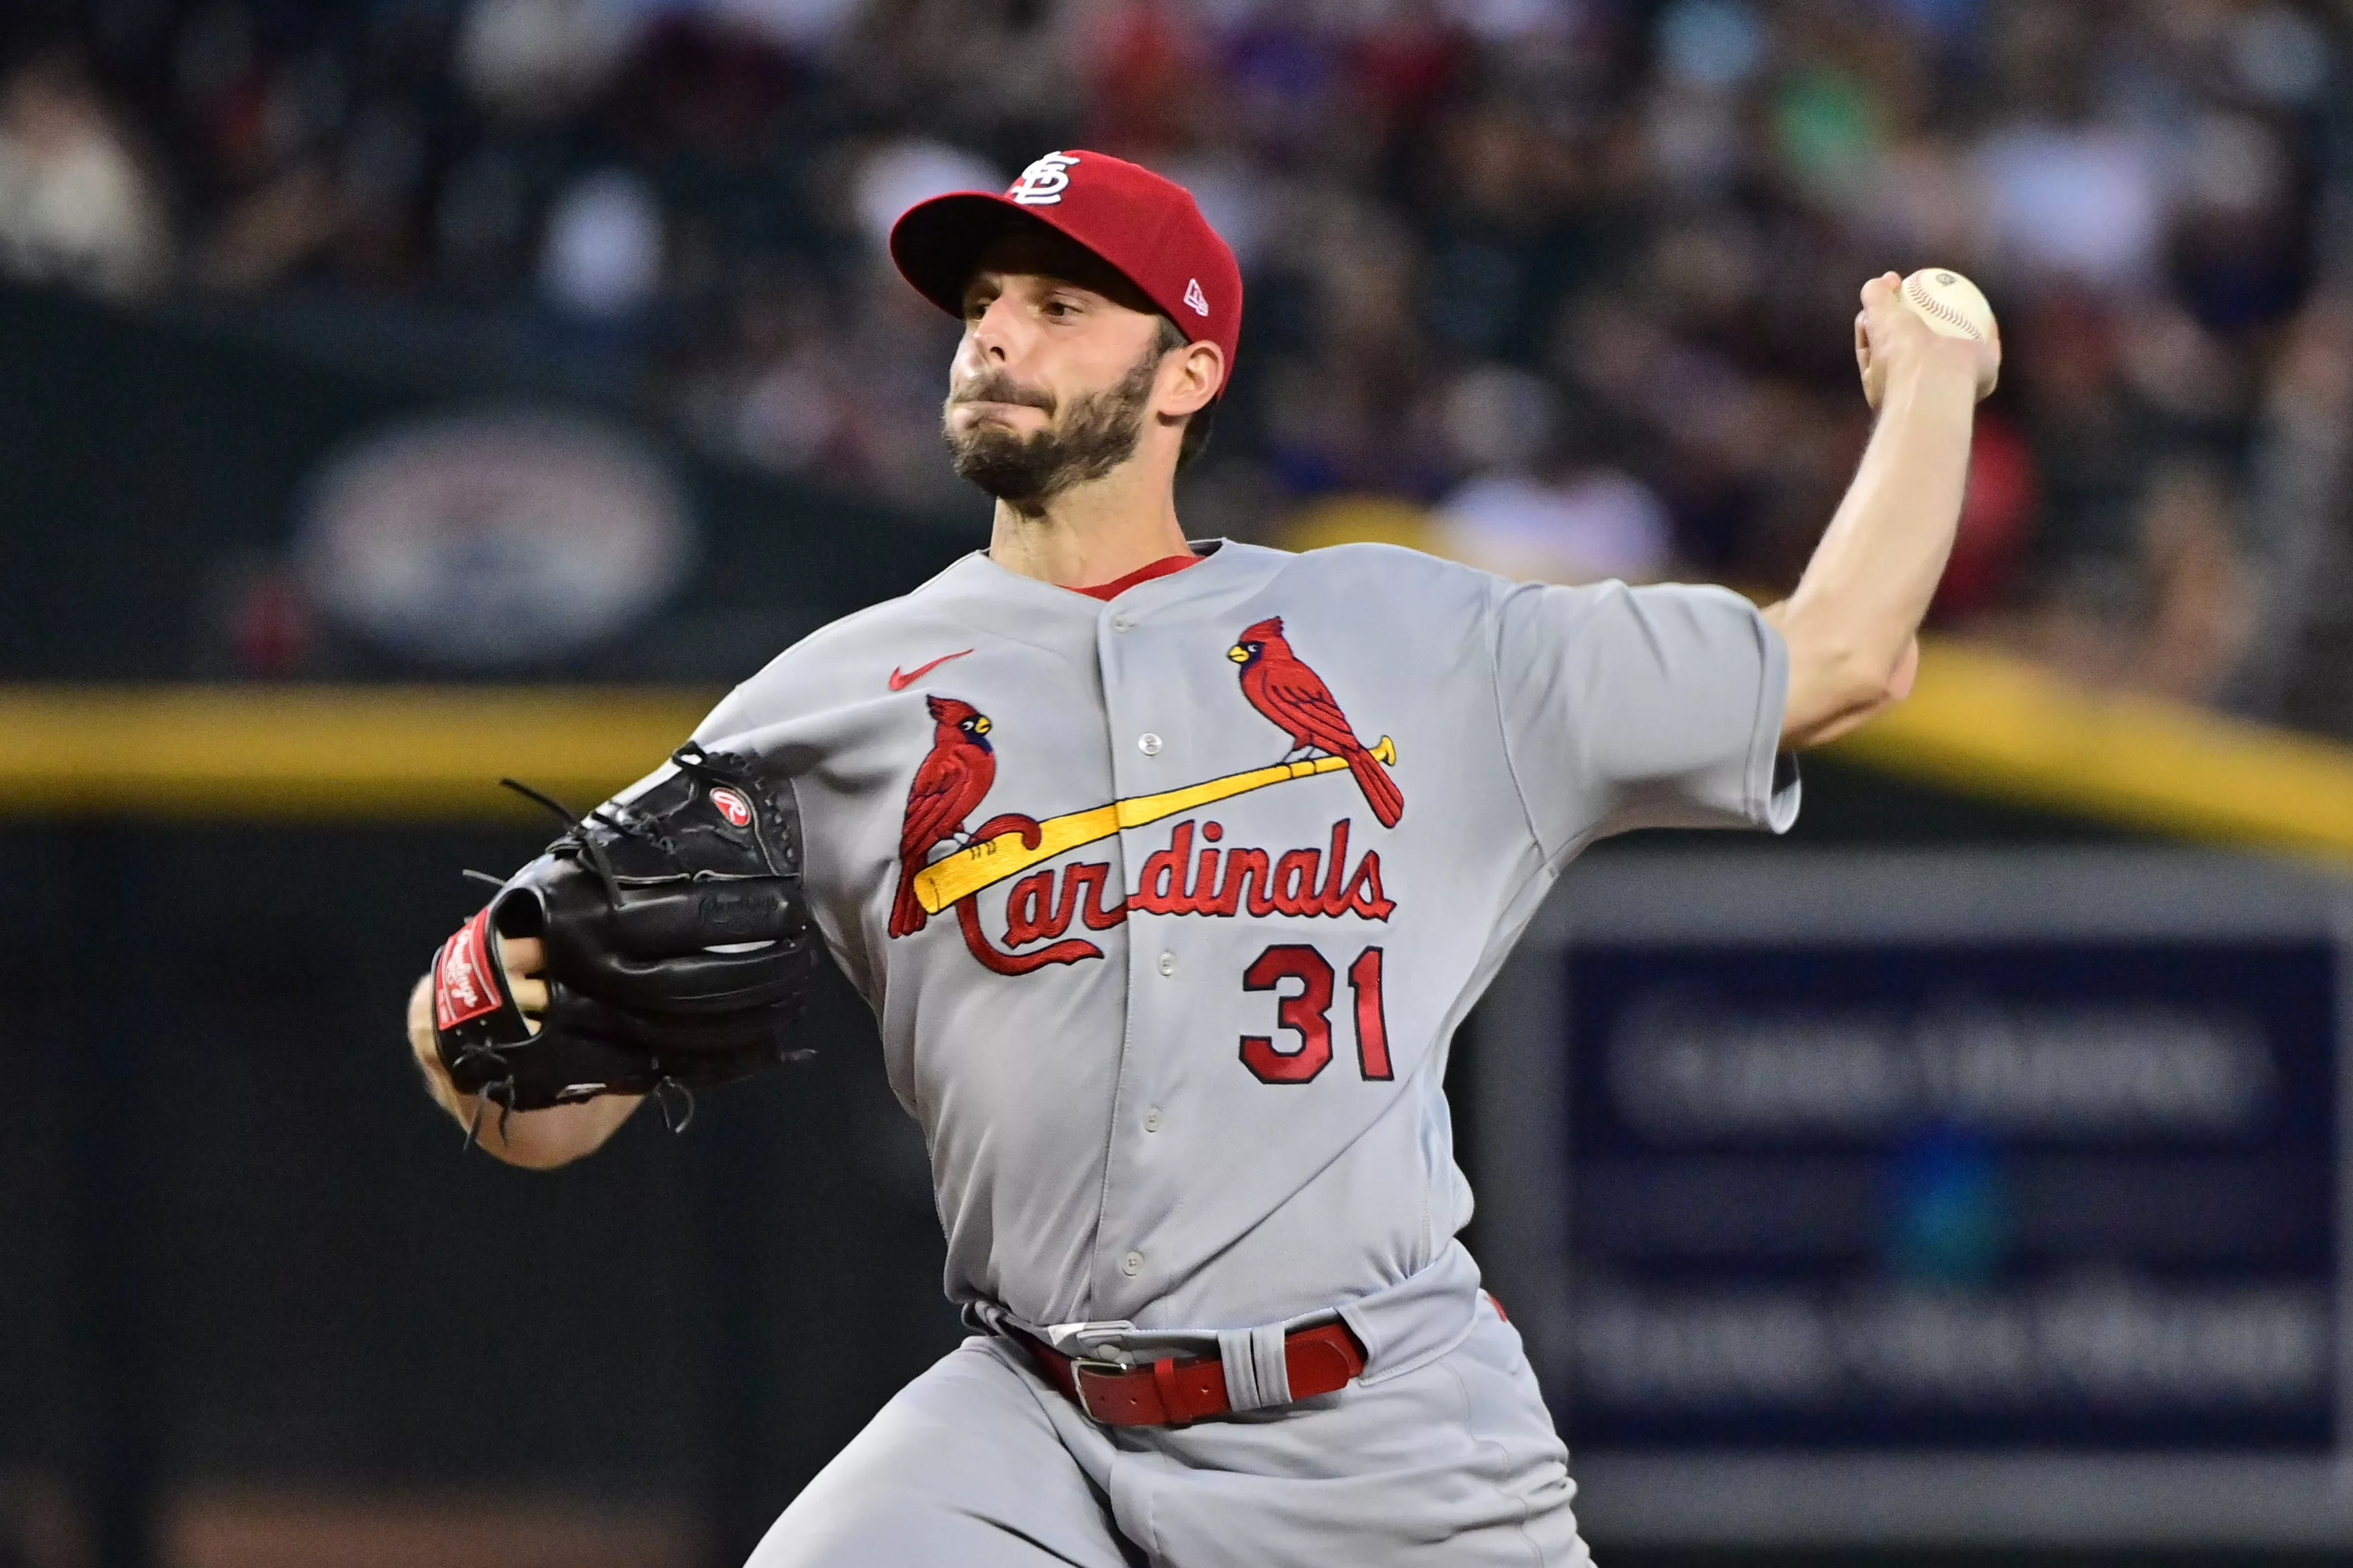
left=297, top=409, right=693, bottom=667
left=1008, top=152, right=1081, bottom=205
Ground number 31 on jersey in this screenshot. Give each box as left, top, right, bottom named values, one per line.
left=1239, top=944, right=1390, bottom=1084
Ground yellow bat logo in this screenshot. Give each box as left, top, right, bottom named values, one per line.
left=912, top=736, right=1397, bottom=916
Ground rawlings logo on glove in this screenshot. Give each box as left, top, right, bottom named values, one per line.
left=433, top=909, right=511, bottom=1031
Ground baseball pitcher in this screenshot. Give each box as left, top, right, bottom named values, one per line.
left=406, top=151, right=1997, bottom=1564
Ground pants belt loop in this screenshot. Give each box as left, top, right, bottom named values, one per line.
left=1216, top=1322, right=1297, bottom=1413
left=1215, top=1328, right=1256, bottom=1411
left=1249, top=1322, right=1292, bottom=1405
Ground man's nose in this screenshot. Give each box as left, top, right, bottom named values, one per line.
left=965, top=293, right=1028, bottom=364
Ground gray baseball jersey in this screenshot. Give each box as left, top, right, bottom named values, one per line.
left=685, top=539, right=1795, bottom=1335
left=668, top=537, right=1794, bottom=1563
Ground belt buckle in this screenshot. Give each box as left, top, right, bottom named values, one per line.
left=1069, top=1357, right=1129, bottom=1423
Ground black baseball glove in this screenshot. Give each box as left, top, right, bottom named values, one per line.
left=427, top=741, right=816, bottom=1135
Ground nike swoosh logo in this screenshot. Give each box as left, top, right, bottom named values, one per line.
left=888, top=649, right=975, bottom=691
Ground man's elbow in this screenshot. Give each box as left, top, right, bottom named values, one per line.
left=475, top=1129, right=583, bottom=1171
left=474, top=1096, right=641, bottom=1171
left=498, top=1147, right=590, bottom=1173
left=1782, top=636, right=1918, bottom=748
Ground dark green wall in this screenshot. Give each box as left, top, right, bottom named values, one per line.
left=0, top=820, right=963, bottom=1563
left=0, top=283, right=976, bottom=682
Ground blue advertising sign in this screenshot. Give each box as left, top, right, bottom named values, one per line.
left=1475, top=849, right=2353, bottom=1547
left=1561, top=938, right=2334, bottom=1451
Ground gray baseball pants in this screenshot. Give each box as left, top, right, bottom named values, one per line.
left=745, top=1306, right=1591, bottom=1567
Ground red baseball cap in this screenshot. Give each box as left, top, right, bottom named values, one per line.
left=889, top=149, right=1243, bottom=392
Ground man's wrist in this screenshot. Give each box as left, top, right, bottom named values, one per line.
left=1878, top=337, right=1982, bottom=408
left=406, top=976, right=470, bottom=1117
left=409, top=1025, right=463, bottom=1111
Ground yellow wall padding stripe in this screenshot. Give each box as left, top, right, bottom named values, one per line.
left=1827, top=640, right=2353, bottom=865
left=1275, top=502, right=2353, bottom=863
left=0, top=686, right=716, bottom=820
left=1, top=644, right=2351, bottom=854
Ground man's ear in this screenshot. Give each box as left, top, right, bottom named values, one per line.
left=1162, top=339, right=1224, bottom=419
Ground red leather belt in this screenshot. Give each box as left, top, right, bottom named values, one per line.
left=1021, top=1322, right=1367, bottom=1427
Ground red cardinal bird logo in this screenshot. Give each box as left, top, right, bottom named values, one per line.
left=1229, top=616, right=1404, bottom=828
left=889, top=695, right=997, bottom=936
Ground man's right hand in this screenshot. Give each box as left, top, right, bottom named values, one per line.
left=1853, top=270, right=1999, bottom=410
left=407, top=935, right=643, bottom=1169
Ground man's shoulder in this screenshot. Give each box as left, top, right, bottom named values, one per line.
left=690, top=555, right=998, bottom=741
left=740, top=555, right=990, bottom=685
left=1239, top=537, right=1503, bottom=612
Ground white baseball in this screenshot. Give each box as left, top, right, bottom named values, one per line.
left=1899, top=267, right=1995, bottom=341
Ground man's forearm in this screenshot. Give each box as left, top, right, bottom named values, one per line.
left=1771, top=336, right=1983, bottom=745
left=405, top=975, right=642, bottom=1169
left=1791, top=352, right=1978, bottom=655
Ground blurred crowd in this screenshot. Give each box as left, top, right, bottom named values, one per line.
left=3, top=0, right=2351, bottom=729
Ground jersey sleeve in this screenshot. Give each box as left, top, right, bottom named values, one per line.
left=583, top=682, right=766, bottom=817
left=1490, top=577, right=1799, bottom=855
left=689, top=684, right=758, bottom=748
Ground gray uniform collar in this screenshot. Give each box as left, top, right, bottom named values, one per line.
left=914, top=539, right=1279, bottom=646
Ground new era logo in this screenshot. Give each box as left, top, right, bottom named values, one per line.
left=1008, top=152, right=1080, bottom=206
left=1183, top=278, right=1209, bottom=317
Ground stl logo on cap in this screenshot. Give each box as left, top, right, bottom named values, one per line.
left=1008, top=152, right=1081, bottom=206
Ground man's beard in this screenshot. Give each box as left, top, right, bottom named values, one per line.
left=941, top=346, right=1157, bottom=506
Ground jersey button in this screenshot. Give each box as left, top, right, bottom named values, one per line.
left=1110, top=612, right=1136, bottom=632
left=1156, top=951, right=1176, bottom=977
left=1138, top=732, right=1162, bottom=756
left=1144, top=1106, right=1163, bottom=1132
left=1120, top=1251, right=1144, bottom=1277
